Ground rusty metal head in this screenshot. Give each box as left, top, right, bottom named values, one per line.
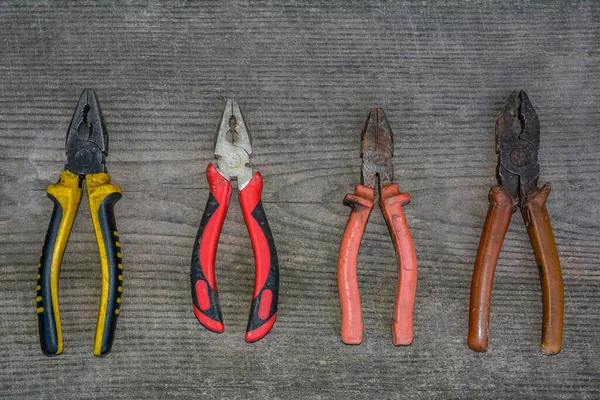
left=360, top=108, right=394, bottom=190
left=496, top=90, right=541, bottom=204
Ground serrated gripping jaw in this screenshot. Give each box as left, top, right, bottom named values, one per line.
left=65, top=88, right=108, bottom=175
left=213, top=99, right=254, bottom=190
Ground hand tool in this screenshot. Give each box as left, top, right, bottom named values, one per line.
left=36, top=89, right=123, bottom=356
left=468, top=90, right=564, bottom=355
left=337, top=108, right=417, bottom=345
left=190, top=99, right=279, bottom=342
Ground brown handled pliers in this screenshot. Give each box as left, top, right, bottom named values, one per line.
left=338, top=108, right=417, bottom=345
left=468, top=91, right=564, bottom=355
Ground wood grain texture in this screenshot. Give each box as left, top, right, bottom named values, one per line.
left=1, top=1, right=599, bottom=398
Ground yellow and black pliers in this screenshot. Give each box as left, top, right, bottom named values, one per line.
left=36, top=89, right=123, bottom=357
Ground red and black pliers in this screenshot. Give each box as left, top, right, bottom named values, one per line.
left=338, top=108, right=418, bottom=345
left=468, top=91, right=564, bottom=354
left=190, top=99, right=279, bottom=342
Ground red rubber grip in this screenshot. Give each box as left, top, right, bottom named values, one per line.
left=239, top=172, right=279, bottom=342
left=380, top=183, right=417, bottom=345
left=190, top=163, right=232, bottom=333
left=337, top=185, right=375, bottom=344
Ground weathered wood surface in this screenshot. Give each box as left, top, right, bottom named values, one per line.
left=1, top=1, right=599, bottom=398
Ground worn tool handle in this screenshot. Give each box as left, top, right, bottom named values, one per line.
left=468, top=185, right=514, bottom=352
left=521, top=184, right=564, bottom=355
left=86, top=173, right=123, bottom=356
left=37, top=170, right=83, bottom=356
left=379, top=184, right=417, bottom=345
left=337, top=185, right=375, bottom=344
left=191, top=164, right=232, bottom=333
left=239, top=172, right=279, bottom=342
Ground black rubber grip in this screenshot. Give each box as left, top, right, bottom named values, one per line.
left=37, top=194, right=64, bottom=356
left=190, top=192, right=224, bottom=326
left=95, top=192, right=123, bottom=356
left=190, top=165, right=231, bottom=333
left=246, top=201, right=279, bottom=333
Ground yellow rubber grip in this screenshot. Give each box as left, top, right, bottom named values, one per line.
left=87, top=172, right=123, bottom=356
left=38, top=170, right=82, bottom=356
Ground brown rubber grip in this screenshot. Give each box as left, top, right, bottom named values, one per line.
left=468, top=185, right=515, bottom=352
left=379, top=184, right=417, bottom=345
left=521, top=184, right=564, bottom=355
left=337, top=184, right=374, bottom=344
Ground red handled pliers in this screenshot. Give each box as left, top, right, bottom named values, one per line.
left=338, top=108, right=418, bottom=345
left=190, top=99, right=279, bottom=342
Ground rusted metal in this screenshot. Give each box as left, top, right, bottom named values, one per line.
left=360, top=108, right=394, bottom=190
left=496, top=90, right=540, bottom=205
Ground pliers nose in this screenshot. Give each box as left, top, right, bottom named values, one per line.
left=360, top=108, right=394, bottom=189
left=65, top=89, right=108, bottom=175
left=213, top=99, right=253, bottom=190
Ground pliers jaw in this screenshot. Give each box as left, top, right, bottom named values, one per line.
left=360, top=108, right=394, bottom=192
left=496, top=90, right=541, bottom=206
left=65, top=89, right=108, bottom=175
left=214, top=99, right=254, bottom=190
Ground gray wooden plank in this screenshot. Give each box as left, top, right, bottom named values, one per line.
left=0, top=1, right=599, bottom=399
